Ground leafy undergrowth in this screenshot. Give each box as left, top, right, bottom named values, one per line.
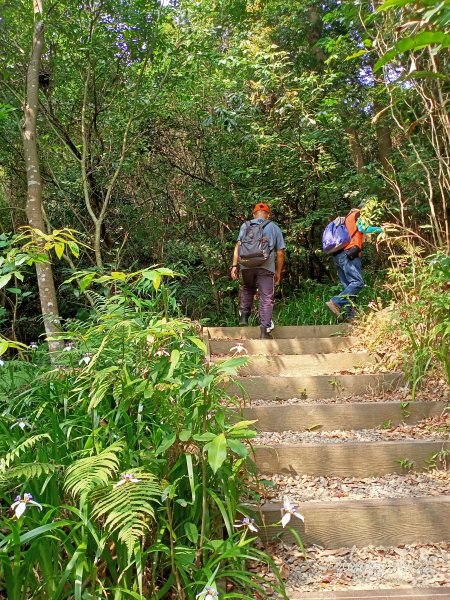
left=0, top=269, right=295, bottom=600
left=352, top=247, right=450, bottom=399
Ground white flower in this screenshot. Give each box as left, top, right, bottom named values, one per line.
left=206, top=409, right=216, bottom=420
left=234, top=516, right=258, bottom=533
left=10, top=418, right=30, bottom=431
left=29, top=342, right=38, bottom=350
left=155, top=347, right=170, bottom=357
left=0, top=359, right=5, bottom=367
left=281, top=496, right=304, bottom=528
left=63, top=342, right=75, bottom=352
left=11, top=493, right=43, bottom=519
left=79, top=353, right=92, bottom=365
left=196, top=586, right=219, bottom=600
left=230, top=343, right=248, bottom=355
left=113, top=473, right=141, bottom=488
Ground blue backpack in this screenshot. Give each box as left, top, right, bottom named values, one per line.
left=322, top=216, right=351, bottom=254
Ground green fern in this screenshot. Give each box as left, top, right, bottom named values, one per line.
left=64, top=442, right=124, bottom=498
left=87, top=366, right=120, bottom=410
left=91, top=471, right=160, bottom=556
left=0, top=434, right=51, bottom=471
left=0, top=462, right=60, bottom=488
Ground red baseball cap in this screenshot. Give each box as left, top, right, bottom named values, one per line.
left=253, top=202, right=270, bottom=214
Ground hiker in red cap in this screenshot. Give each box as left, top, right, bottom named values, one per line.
left=231, top=203, right=285, bottom=339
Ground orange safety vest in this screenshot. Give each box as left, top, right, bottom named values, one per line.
left=344, top=209, right=363, bottom=251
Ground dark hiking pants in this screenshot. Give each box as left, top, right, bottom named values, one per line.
left=240, top=268, right=275, bottom=329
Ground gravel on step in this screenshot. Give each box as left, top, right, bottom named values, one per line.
left=240, top=379, right=450, bottom=406
left=256, top=541, right=450, bottom=594
left=254, top=415, right=450, bottom=445
left=261, top=471, right=450, bottom=503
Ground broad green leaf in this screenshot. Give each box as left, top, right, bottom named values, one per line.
left=54, top=241, right=65, bottom=259
left=0, top=273, right=12, bottom=289
left=153, top=273, right=161, bottom=290
left=205, top=433, right=227, bottom=473
left=228, top=419, right=258, bottom=431
left=167, top=349, right=180, bottom=378
left=226, top=439, right=248, bottom=458
left=227, top=428, right=257, bottom=439
left=377, top=0, right=415, bottom=10
left=155, top=267, right=176, bottom=276
left=375, top=32, right=450, bottom=70
left=111, top=271, right=127, bottom=281
left=67, top=241, right=80, bottom=257
left=345, top=49, right=369, bottom=61
left=184, top=522, right=199, bottom=544
left=215, top=356, right=247, bottom=375
left=79, top=273, right=96, bottom=292
left=192, top=432, right=216, bottom=442
left=155, top=432, right=176, bottom=456
left=179, top=429, right=191, bottom=442
left=187, top=336, right=207, bottom=353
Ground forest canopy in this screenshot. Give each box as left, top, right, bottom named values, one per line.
left=0, top=0, right=449, bottom=332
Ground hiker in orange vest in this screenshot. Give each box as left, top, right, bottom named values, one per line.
left=326, top=203, right=383, bottom=321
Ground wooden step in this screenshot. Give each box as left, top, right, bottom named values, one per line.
left=259, top=496, right=450, bottom=548
left=291, top=591, right=450, bottom=600
left=227, top=373, right=403, bottom=401
left=243, top=401, right=448, bottom=432
left=210, top=336, right=358, bottom=356
left=206, top=325, right=350, bottom=340
left=227, top=352, right=374, bottom=377
left=253, top=440, right=449, bottom=476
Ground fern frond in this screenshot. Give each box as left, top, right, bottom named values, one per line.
left=0, top=462, right=60, bottom=488
left=64, top=442, right=124, bottom=498
left=91, top=471, right=160, bottom=556
left=0, top=434, right=51, bottom=471
left=87, top=366, right=119, bottom=410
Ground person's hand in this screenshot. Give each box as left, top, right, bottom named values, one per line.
left=231, top=266, right=239, bottom=280
left=274, top=272, right=281, bottom=285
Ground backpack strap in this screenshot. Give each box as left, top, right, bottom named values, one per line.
left=244, top=219, right=271, bottom=231
left=345, top=210, right=360, bottom=240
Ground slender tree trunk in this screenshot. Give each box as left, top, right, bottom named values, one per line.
left=374, top=102, right=393, bottom=173
left=23, top=0, right=62, bottom=352
left=345, top=126, right=365, bottom=172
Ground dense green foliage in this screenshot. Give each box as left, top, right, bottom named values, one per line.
left=0, top=273, right=290, bottom=599
left=0, top=0, right=449, bottom=596
left=1, top=0, right=449, bottom=333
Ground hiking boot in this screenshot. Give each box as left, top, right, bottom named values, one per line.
left=239, top=311, right=250, bottom=326
left=325, top=300, right=341, bottom=318
left=260, top=326, right=273, bottom=340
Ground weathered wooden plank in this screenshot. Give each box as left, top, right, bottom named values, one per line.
left=243, top=401, right=448, bottom=432
left=259, top=496, right=450, bottom=548
left=253, top=440, right=449, bottom=476
left=290, top=588, right=450, bottom=599
left=227, top=352, right=374, bottom=377
left=209, top=336, right=358, bottom=356
left=227, top=373, right=403, bottom=401
left=206, top=325, right=350, bottom=340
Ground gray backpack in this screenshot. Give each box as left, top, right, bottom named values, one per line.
left=238, top=220, right=271, bottom=267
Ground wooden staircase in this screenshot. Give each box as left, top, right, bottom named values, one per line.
left=205, top=324, right=450, bottom=598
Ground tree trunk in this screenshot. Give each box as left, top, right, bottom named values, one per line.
left=23, top=0, right=62, bottom=353
left=345, top=126, right=365, bottom=172
left=374, top=102, right=393, bottom=172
